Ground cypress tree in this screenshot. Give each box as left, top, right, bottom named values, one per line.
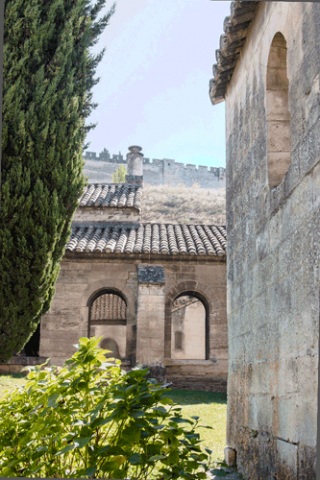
left=0, top=0, right=115, bottom=362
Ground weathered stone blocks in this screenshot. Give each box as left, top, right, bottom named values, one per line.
left=221, top=2, right=319, bottom=479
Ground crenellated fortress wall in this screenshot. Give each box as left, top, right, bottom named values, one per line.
left=83, top=150, right=226, bottom=188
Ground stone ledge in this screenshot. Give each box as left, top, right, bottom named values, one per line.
left=0, top=357, right=50, bottom=375
left=167, top=376, right=227, bottom=393
left=1, top=356, right=49, bottom=366
left=164, top=359, right=217, bottom=366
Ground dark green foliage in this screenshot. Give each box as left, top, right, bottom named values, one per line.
left=0, top=0, right=115, bottom=361
left=0, top=337, right=212, bottom=478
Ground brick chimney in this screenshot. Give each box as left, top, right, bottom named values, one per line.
left=125, top=146, right=143, bottom=186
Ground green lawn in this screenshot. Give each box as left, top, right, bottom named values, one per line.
left=0, top=374, right=227, bottom=463
left=165, top=389, right=227, bottom=462
left=0, top=372, right=27, bottom=398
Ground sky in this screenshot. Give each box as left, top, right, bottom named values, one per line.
left=85, top=0, right=231, bottom=168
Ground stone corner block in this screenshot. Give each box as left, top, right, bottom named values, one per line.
left=224, top=447, right=237, bottom=467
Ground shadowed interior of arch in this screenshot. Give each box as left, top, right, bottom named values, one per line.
left=100, top=337, right=121, bottom=359
left=266, top=32, right=291, bottom=188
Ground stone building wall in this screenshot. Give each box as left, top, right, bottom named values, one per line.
left=39, top=257, right=227, bottom=392
left=223, top=3, right=319, bottom=479
left=83, top=153, right=226, bottom=188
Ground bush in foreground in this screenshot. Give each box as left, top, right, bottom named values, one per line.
left=0, top=337, right=212, bottom=479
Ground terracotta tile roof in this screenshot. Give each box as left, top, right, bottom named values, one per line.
left=209, top=1, right=259, bottom=105
left=79, top=184, right=142, bottom=210
left=66, top=224, right=227, bottom=257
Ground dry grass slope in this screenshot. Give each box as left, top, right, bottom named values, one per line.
left=142, top=183, right=226, bottom=225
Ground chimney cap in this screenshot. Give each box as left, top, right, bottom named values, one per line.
left=128, top=146, right=142, bottom=154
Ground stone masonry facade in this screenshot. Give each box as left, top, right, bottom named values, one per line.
left=210, top=2, right=319, bottom=479
left=40, top=257, right=228, bottom=393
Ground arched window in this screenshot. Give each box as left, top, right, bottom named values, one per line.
left=171, top=293, right=207, bottom=360
left=266, top=32, right=291, bottom=188
left=90, top=291, right=126, bottom=325
left=88, top=290, right=127, bottom=359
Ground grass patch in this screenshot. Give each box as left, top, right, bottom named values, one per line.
left=165, top=390, right=227, bottom=462
left=0, top=372, right=27, bottom=398
left=0, top=375, right=227, bottom=462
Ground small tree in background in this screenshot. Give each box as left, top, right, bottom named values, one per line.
left=112, top=164, right=127, bottom=183
left=0, top=0, right=116, bottom=362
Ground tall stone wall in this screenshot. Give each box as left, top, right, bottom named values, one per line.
left=224, top=3, right=319, bottom=480
left=83, top=152, right=226, bottom=188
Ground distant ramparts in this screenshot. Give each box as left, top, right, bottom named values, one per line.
left=83, top=150, right=226, bottom=188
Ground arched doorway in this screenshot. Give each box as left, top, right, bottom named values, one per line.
left=171, top=292, right=208, bottom=360
left=88, top=289, right=127, bottom=359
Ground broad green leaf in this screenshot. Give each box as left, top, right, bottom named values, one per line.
left=55, top=443, right=76, bottom=455
left=159, top=397, right=174, bottom=405
left=153, top=406, right=167, bottom=414
left=85, top=465, right=97, bottom=477
left=211, top=469, right=227, bottom=477
left=107, top=446, right=126, bottom=455
left=131, top=410, right=145, bottom=418
left=149, top=454, right=166, bottom=461
left=96, top=417, right=113, bottom=427
left=170, top=417, right=192, bottom=424
left=97, top=445, right=111, bottom=455
left=74, top=436, right=91, bottom=448
left=128, top=453, right=142, bottom=465
left=47, top=392, right=60, bottom=408
left=186, top=433, right=200, bottom=439
left=197, top=473, right=208, bottom=479
left=96, top=353, right=107, bottom=363
left=101, top=460, right=120, bottom=471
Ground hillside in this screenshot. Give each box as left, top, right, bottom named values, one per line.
left=141, top=183, right=226, bottom=225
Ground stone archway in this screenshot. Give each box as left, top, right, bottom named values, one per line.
left=164, top=281, right=212, bottom=360
left=87, top=288, right=127, bottom=359
left=171, top=294, right=207, bottom=360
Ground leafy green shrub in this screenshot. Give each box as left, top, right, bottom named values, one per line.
left=0, top=337, right=212, bottom=479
